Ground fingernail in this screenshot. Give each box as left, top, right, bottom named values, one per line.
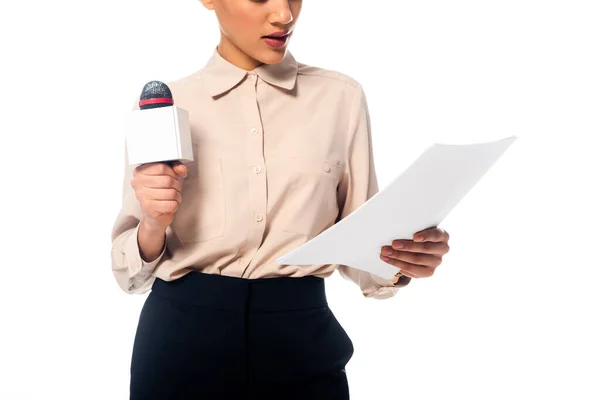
left=381, top=255, right=390, bottom=261
left=393, top=242, right=403, bottom=249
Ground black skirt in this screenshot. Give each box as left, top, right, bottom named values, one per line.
left=130, top=271, right=355, bottom=400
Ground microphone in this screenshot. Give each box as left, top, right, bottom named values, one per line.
left=138, top=80, right=174, bottom=110
left=126, top=80, right=194, bottom=167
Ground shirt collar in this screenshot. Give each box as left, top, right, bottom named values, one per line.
left=201, top=46, right=298, bottom=97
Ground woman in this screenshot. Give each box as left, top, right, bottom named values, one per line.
left=111, top=0, right=451, bottom=398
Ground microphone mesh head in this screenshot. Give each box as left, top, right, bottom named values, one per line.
left=139, top=81, right=173, bottom=109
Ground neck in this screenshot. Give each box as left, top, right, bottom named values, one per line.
left=217, top=36, right=263, bottom=71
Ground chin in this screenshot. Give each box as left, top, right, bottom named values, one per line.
left=257, top=50, right=286, bottom=65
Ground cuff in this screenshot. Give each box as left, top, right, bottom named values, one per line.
left=370, top=272, right=397, bottom=287
left=372, top=272, right=411, bottom=288
left=363, top=273, right=402, bottom=299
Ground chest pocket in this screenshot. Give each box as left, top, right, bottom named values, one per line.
left=278, top=156, right=344, bottom=238
left=170, top=153, right=225, bottom=243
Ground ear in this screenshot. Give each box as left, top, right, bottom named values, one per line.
left=199, top=0, right=215, bottom=10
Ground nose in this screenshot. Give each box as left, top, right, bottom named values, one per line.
left=268, top=0, right=294, bottom=25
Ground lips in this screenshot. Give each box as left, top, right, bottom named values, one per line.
left=263, top=31, right=290, bottom=39
left=264, top=35, right=287, bottom=40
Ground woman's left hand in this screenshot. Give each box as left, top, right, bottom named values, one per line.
left=380, top=227, right=450, bottom=280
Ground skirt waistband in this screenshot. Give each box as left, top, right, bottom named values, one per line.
left=151, top=271, right=328, bottom=313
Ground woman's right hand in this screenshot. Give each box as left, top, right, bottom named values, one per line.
left=130, top=161, right=188, bottom=232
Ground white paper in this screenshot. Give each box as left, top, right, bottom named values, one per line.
left=276, top=136, right=517, bottom=280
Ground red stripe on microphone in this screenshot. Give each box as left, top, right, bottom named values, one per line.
left=139, top=98, right=174, bottom=106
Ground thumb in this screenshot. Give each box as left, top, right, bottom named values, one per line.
left=172, top=162, right=188, bottom=178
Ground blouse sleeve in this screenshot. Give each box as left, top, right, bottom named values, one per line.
left=109, top=101, right=166, bottom=294
left=335, top=83, right=409, bottom=299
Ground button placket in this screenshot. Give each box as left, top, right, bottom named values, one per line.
left=247, top=71, right=258, bottom=88
left=236, top=77, right=268, bottom=277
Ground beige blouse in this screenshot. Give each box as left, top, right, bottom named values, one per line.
left=110, top=47, right=405, bottom=299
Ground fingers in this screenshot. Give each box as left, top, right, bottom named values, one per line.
left=133, top=173, right=182, bottom=192
left=381, top=247, right=443, bottom=268
left=148, top=175, right=183, bottom=192
left=413, top=227, right=450, bottom=243
left=131, top=166, right=184, bottom=213
left=381, top=228, right=451, bottom=278
left=134, top=162, right=181, bottom=181
left=141, top=186, right=183, bottom=204
left=380, top=256, right=434, bottom=278
left=142, top=198, right=180, bottom=215
left=399, top=262, right=433, bottom=278
left=171, top=161, right=188, bottom=178
left=389, top=240, right=449, bottom=256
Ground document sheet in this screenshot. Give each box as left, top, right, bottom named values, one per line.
left=276, top=136, right=517, bottom=280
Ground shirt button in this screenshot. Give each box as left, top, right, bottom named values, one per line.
left=250, top=128, right=258, bottom=135
left=238, top=257, right=244, bottom=264
left=253, top=166, right=262, bottom=174
left=324, top=163, right=331, bottom=173
left=255, top=214, right=263, bottom=222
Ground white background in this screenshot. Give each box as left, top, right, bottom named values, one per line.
left=1, top=0, right=599, bottom=398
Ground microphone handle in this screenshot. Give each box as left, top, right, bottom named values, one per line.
left=138, top=160, right=177, bottom=169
